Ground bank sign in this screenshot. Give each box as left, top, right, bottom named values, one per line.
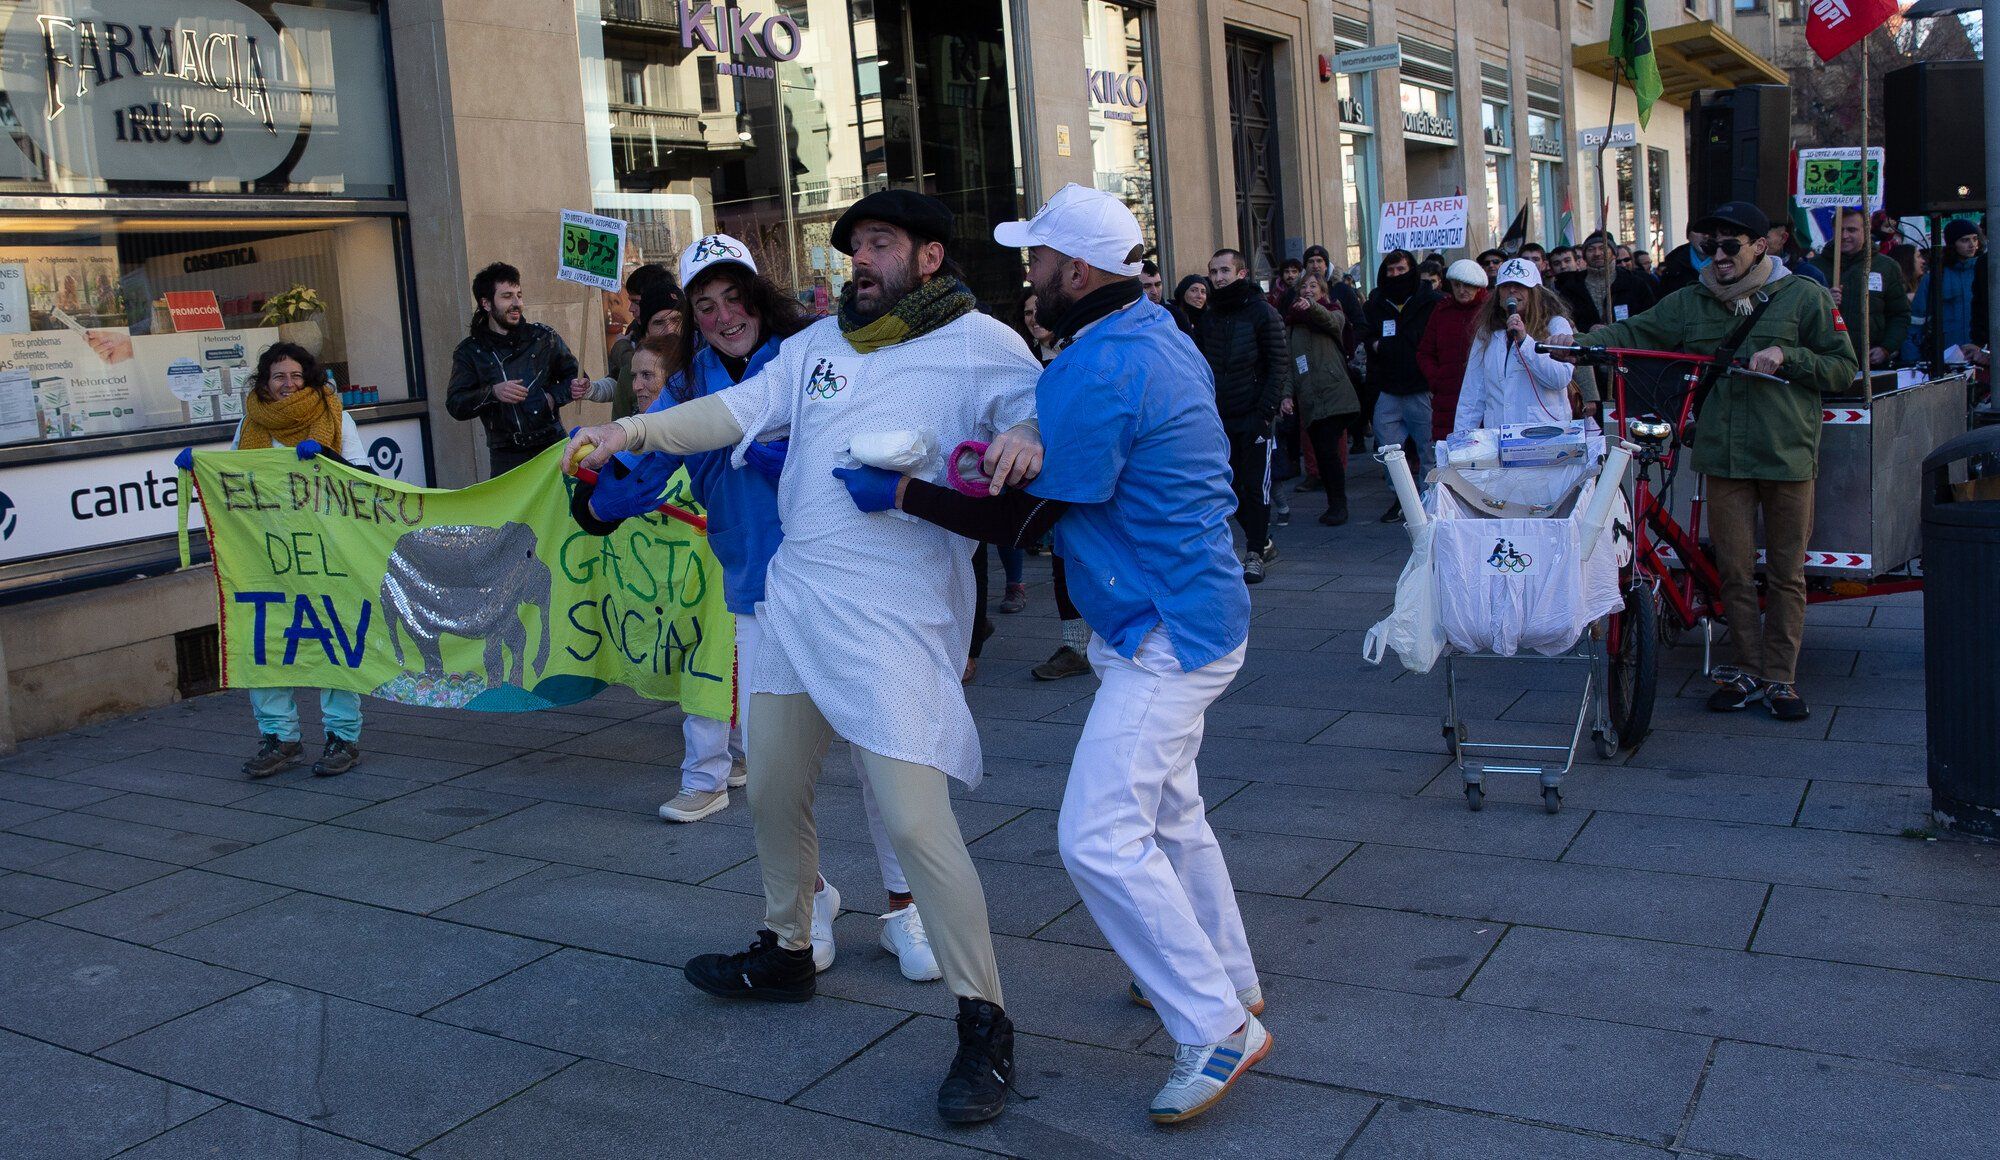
left=0, top=417, right=427, bottom=566
left=0, top=0, right=372, bottom=187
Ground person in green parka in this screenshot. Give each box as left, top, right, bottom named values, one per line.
left=1283, top=271, right=1361, bottom=525
left=1811, top=206, right=1910, bottom=372
left=1554, top=201, right=1857, bottom=724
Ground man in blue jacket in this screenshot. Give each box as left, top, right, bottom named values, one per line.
left=832, top=185, right=1269, bottom=1123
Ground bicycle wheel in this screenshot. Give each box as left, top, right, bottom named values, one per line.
left=1607, top=583, right=1659, bottom=749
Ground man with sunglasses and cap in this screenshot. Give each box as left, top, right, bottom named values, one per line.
left=565, top=188, right=1042, bottom=1126
left=829, top=184, right=1271, bottom=1124
left=1552, top=200, right=1856, bottom=723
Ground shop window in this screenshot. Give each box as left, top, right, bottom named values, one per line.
left=1616, top=147, right=1638, bottom=246
left=1484, top=155, right=1515, bottom=249
left=0, top=216, right=414, bottom=449
left=1342, top=133, right=1376, bottom=278
left=0, top=0, right=398, bottom=199
left=1082, top=1, right=1160, bottom=256
left=1647, top=147, right=1670, bottom=254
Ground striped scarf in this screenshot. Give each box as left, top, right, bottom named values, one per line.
left=838, top=275, right=978, bottom=353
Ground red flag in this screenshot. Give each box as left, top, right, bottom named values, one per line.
left=1806, top=0, right=1898, bottom=61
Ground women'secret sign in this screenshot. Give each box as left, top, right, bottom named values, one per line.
left=1376, top=196, right=1468, bottom=254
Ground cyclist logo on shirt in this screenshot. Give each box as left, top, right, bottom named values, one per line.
left=1487, top=539, right=1533, bottom=573
left=692, top=235, right=744, bottom=260
left=804, top=357, right=848, bottom=400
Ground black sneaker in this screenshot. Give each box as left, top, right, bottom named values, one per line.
left=1319, top=499, right=1350, bottom=527
left=937, top=997, right=1014, bottom=1124
left=1273, top=501, right=1291, bottom=527
left=1765, top=682, right=1811, bottom=721
left=684, top=930, right=816, bottom=1003
left=1242, top=555, right=1265, bottom=585
left=1705, top=667, right=1764, bottom=712
left=1379, top=500, right=1404, bottom=524
left=243, top=734, right=302, bottom=779
left=312, top=734, right=361, bottom=777
left=1031, top=645, right=1092, bottom=681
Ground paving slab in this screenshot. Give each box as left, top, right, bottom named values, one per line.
left=159, top=892, right=556, bottom=1013
left=1037, top=888, right=1500, bottom=996
left=431, top=947, right=906, bottom=1100
left=1419, top=764, right=1809, bottom=825
left=794, top=1014, right=1376, bottom=1159
left=10, top=812, right=252, bottom=866
left=1751, top=884, right=2000, bottom=982
left=1207, top=782, right=1587, bottom=860
left=415, top=1059, right=985, bottom=1159
left=0, top=871, right=106, bottom=916
left=48, top=869, right=293, bottom=945
left=0, top=920, right=258, bottom=1051
left=0, top=1028, right=218, bottom=1160
left=1561, top=811, right=2000, bottom=906
left=115, top=1102, right=399, bottom=1159
left=79, top=792, right=311, bottom=843
left=59, top=759, right=271, bottom=807
left=228, top=785, right=370, bottom=822
left=1621, top=730, right=1925, bottom=786
left=0, top=830, right=88, bottom=870
left=1794, top=780, right=1936, bottom=836
left=200, top=824, right=546, bottom=914
left=1344, top=1102, right=1671, bottom=1158
left=1312, top=843, right=1768, bottom=948
left=1464, top=925, right=2000, bottom=1079
left=25, top=847, right=182, bottom=891
left=444, top=799, right=752, bottom=884
left=0, top=799, right=56, bottom=829
left=0, top=769, right=125, bottom=809
left=334, top=784, right=541, bottom=841
left=443, top=750, right=675, bottom=815
left=434, top=865, right=764, bottom=965
left=1246, top=972, right=1709, bottom=1142
left=1685, top=1041, right=2000, bottom=1160
left=102, top=982, right=572, bottom=1154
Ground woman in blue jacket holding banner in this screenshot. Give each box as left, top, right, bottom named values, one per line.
left=570, top=235, right=940, bottom=983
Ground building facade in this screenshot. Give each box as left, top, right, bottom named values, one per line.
left=0, top=0, right=1620, bottom=742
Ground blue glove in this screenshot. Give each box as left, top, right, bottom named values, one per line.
left=173, top=447, right=194, bottom=472
left=832, top=464, right=901, bottom=513
left=295, top=439, right=323, bottom=461
left=742, top=438, right=789, bottom=479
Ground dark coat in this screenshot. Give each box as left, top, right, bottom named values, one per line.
left=1363, top=279, right=1443, bottom=396
left=446, top=322, right=581, bottom=450
left=1194, top=278, right=1294, bottom=434
left=1556, top=266, right=1657, bottom=331
left=1657, top=244, right=1702, bottom=297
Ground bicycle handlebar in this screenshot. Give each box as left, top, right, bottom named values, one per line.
left=1529, top=341, right=1788, bottom=386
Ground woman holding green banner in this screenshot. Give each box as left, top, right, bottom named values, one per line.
left=233, top=341, right=371, bottom=780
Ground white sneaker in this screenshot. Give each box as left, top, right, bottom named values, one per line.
left=810, top=879, right=839, bottom=973
left=1149, top=1014, right=1273, bottom=1124
left=1129, top=978, right=1265, bottom=1017
left=658, top=788, right=729, bottom=823
left=878, top=904, right=943, bottom=982
left=727, top=759, right=748, bottom=789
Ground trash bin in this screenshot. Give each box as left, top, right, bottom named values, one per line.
left=1921, top=425, right=2000, bottom=838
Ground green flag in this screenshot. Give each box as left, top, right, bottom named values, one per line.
left=1609, top=0, right=1663, bottom=129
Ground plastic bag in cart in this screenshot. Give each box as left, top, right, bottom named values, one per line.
left=1431, top=475, right=1623, bottom=656
left=1362, top=523, right=1445, bottom=673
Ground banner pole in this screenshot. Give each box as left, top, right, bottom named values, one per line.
left=1861, top=43, right=1873, bottom=406
left=1600, top=61, right=1622, bottom=235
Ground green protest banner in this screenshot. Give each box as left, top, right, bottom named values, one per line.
left=181, top=444, right=733, bottom=717
left=558, top=209, right=627, bottom=291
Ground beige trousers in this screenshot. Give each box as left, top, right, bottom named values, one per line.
left=746, top=691, right=1003, bottom=1006
left=1706, top=475, right=1815, bottom=684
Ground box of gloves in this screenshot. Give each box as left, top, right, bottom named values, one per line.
left=1497, top=421, right=1588, bottom=467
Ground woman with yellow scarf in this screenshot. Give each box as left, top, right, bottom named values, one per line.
left=234, top=341, right=370, bottom=779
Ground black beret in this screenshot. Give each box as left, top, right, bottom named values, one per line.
left=832, top=188, right=954, bottom=255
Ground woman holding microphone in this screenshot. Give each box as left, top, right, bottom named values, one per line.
left=1451, top=258, right=1578, bottom=433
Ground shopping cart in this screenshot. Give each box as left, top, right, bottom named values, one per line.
left=1374, top=438, right=1632, bottom=814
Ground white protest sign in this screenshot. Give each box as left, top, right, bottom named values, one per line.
left=1796, top=147, right=1885, bottom=212
left=557, top=209, right=628, bottom=291
left=1376, top=196, right=1468, bottom=254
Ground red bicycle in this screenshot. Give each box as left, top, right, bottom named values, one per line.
left=1538, top=342, right=1921, bottom=752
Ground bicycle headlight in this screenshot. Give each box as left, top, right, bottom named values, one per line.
left=1626, top=416, right=1675, bottom=444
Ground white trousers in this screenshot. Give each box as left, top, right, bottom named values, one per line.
left=720, top=613, right=906, bottom=894
left=1058, top=629, right=1254, bottom=1046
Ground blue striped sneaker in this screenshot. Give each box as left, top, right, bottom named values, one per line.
left=1129, top=979, right=1265, bottom=1017
left=1149, top=1014, right=1272, bottom=1123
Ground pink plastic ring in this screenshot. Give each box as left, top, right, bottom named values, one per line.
left=946, top=440, right=993, bottom=497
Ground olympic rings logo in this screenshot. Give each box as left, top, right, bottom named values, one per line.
left=693, top=235, right=744, bottom=260
left=804, top=358, right=848, bottom=400
left=1486, top=539, right=1533, bottom=573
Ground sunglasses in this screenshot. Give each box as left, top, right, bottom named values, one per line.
left=1696, top=238, right=1751, bottom=258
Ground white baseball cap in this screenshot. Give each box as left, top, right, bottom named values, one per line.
left=679, top=233, right=757, bottom=289
left=993, top=183, right=1146, bottom=276
left=1494, top=257, right=1542, bottom=289
left=1445, top=259, right=1488, bottom=288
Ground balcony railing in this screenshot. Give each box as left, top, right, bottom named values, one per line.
left=608, top=104, right=705, bottom=146
left=601, top=0, right=679, bottom=30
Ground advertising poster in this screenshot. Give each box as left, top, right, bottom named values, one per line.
left=0, top=328, right=141, bottom=439
left=128, top=327, right=281, bottom=430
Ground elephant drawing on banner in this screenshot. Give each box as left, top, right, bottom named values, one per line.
left=380, top=522, right=552, bottom=689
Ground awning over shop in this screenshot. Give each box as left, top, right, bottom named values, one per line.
left=1572, top=20, right=1788, bottom=105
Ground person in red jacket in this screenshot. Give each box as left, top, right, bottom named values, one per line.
left=1416, top=259, right=1489, bottom=442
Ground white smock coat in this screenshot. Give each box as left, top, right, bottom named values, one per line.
left=1451, top=315, right=1577, bottom=433
left=713, top=311, right=1041, bottom=787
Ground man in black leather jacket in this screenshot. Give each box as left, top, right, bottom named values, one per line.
left=446, top=262, right=590, bottom=476
left=1194, top=248, right=1293, bottom=582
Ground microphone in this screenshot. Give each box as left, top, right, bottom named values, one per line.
left=1505, top=298, right=1521, bottom=348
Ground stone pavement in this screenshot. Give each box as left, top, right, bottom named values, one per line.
left=3, top=470, right=1996, bottom=1160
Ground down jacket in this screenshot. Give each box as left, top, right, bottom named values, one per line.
left=1194, top=278, right=1294, bottom=435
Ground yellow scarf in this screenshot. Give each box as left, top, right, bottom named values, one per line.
left=241, top=384, right=343, bottom=455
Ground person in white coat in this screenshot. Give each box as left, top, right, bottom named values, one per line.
left=1451, top=258, right=1578, bottom=433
